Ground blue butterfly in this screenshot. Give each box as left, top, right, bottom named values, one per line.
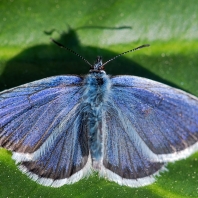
left=0, top=40, right=198, bottom=188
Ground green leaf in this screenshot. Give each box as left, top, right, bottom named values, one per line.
left=0, top=0, right=198, bottom=197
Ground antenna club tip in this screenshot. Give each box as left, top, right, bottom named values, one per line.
left=144, top=44, right=150, bottom=47
left=51, top=38, right=58, bottom=44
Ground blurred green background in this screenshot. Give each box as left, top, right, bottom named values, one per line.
left=0, top=0, right=198, bottom=197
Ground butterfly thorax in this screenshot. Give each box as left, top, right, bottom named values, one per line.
left=82, top=66, right=111, bottom=169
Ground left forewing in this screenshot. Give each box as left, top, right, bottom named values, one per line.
left=110, top=75, right=198, bottom=161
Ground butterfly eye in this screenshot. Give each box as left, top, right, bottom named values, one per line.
left=98, top=65, right=104, bottom=70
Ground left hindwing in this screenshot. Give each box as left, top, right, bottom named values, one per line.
left=100, top=104, right=165, bottom=187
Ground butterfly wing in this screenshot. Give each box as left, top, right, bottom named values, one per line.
left=100, top=105, right=165, bottom=187
left=0, top=76, right=91, bottom=187
left=100, top=75, right=198, bottom=187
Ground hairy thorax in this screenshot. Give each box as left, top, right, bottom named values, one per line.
left=82, top=72, right=111, bottom=169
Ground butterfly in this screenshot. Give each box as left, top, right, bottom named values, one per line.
left=0, top=39, right=198, bottom=188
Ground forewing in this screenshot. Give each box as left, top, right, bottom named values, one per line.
left=0, top=75, right=83, bottom=153
left=110, top=75, right=198, bottom=162
left=100, top=105, right=165, bottom=187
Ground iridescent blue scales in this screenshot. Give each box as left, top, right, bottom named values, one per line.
left=0, top=54, right=198, bottom=187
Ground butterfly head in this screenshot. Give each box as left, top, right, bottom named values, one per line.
left=89, top=56, right=105, bottom=73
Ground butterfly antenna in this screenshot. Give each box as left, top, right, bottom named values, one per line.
left=102, top=44, right=150, bottom=67
left=51, top=38, right=92, bottom=67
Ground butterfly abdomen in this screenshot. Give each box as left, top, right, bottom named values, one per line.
left=82, top=72, right=111, bottom=169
